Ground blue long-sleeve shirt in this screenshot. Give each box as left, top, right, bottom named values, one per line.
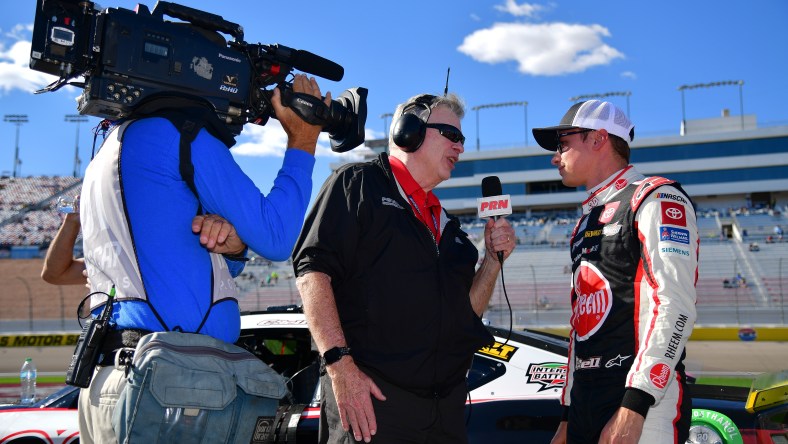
left=83, top=117, right=314, bottom=343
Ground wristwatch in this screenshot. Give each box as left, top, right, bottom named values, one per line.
left=321, top=346, right=351, bottom=367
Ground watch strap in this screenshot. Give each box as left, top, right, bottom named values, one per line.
left=320, top=346, right=351, bottom=374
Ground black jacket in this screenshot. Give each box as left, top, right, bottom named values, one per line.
left=293, top=153, right=493, bottom=394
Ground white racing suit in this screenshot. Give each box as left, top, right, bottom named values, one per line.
left=562, top=166, right=699, bottom=443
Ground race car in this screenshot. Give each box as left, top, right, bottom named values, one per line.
left=1, top=306, right=785, bottom=443
left=0, top=385, right=79, bottom=444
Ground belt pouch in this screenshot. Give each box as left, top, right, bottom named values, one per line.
left=112, top=331, right=287, bottom=444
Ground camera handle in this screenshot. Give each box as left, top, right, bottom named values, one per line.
left=152, top=1, right=244, bottom=41
left=278, top=86, right=332, bottom=128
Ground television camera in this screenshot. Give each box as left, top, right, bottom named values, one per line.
left=30, top=0, right=367, bottom=151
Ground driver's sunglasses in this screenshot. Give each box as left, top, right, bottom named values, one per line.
left=426, top=123, right=466, bottom=145
left=556, top=128, right=594, bottom=153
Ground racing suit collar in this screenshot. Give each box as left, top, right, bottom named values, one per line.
left=582, top=165, right=644, bottom=215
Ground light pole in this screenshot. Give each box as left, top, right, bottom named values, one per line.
left=380, top=113, right=393, bottom=138
left=65, top=114, right=88, bottom=177
left=678, top=80, right=745, bottom=134
left=4, top=114, right=28, bottom=178
left=471, top=101, right=529, bottom=151
left=569, top=91, right=632, bottom=118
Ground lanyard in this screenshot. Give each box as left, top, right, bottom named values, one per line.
left=408, top=194, right=441, bottom=245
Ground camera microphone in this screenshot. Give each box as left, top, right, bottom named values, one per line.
left=478, top=176, right=512, bottom=263
left=271, top=44, right=344, bottom=82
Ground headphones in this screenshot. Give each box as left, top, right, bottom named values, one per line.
left=391, top=94, right=437, bottom=152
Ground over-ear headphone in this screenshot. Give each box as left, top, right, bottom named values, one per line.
left=391, top=94, right=436, bottom=152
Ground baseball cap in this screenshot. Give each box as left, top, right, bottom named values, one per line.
left=532, top=100, right=635, bottom=151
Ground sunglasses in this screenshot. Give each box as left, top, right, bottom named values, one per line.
left=426, top=123, right=465, bottom=145
left=556, top=128, right=594, bottom=153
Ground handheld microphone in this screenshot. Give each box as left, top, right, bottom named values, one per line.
left=478, top=176, right=512, bottom=263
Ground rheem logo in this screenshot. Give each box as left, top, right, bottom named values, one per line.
left=649, top=363, right=671, bottom=389
left=571, top=262, right=613, bottom=341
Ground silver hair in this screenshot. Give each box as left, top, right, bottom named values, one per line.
left=388, top=93, right=465, bottom=151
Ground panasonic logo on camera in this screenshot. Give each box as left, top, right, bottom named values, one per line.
left=218, top=53, right=242, bottom=63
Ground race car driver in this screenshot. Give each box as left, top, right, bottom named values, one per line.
left=532, top=100, right=698, bottom=444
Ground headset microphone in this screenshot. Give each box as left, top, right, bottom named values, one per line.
left=478, top=176, right=512, bottom=263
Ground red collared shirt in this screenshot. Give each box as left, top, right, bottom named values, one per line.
left=389, top=156, right=442, bottom=244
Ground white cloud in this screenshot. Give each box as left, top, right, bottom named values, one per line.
left=494, top=0, right=543, bottom=18
left=458, top=22, right=624, bottom=76
left=621, top=71, right=637, bottom=80
left=4, top=24, right=33, bottom=40
left=0, top=38, right=58, bottom=94
left=232, top=121, right=377, bottom=162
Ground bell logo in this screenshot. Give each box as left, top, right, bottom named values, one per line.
left=649, top=363, right=671, bottom=389
left=571, top=262, right=612, bottom=341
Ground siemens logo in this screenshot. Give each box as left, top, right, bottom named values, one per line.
left=661, top=246, right=690, bottom=256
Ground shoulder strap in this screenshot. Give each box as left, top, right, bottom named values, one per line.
left=130, top=96, right=236, bottom=215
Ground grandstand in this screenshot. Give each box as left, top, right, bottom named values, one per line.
left=0, top=176, right=81, bottom=250
left=2, top=109, right=788, bottom=331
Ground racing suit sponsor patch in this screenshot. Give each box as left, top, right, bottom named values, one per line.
left=664, top=314, right=689, bottom=360
left=660, top=201, right=686, bottom=226
left=584, top=229, right=602, bottom=238
left=603, top=222, right=622, bottom=237
left=659, top=226, right=690, bottom=244
left=526, top=362, right=567, bottom=392
left=598, top=201, right=620, bottom=224
left=660, top=246, right=691, bottom=259
left=575, top=356, right=601, bottom=369
left=649, top=363, right=671, bottom=389
left=571, top=262, right=613, bottom=341
left=657, top=192, right=688, bottom=204
left=614, top=178, right=628, bottom=190
left=605, top=354, right=631, bottom=368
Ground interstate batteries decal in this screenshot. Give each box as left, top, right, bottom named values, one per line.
left=526, top=362, right=567, bottom=392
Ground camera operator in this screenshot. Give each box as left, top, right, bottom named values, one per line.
left=77, top=74, right=329, bottom=443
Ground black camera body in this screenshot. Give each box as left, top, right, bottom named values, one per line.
left=30, top=0, right=366, bottom=151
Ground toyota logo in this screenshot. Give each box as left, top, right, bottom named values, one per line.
left=665, top=207, right=683, bottom=219
left=602, top=208, right=616, bottom=219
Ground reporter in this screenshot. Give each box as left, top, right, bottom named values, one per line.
left=293, top=92, right=516, bottom=443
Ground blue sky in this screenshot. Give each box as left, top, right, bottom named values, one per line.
left=1, top=0, right=786, bottom=205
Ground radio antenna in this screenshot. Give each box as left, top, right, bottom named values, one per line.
left=444, top=67, right=450, bottom=96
